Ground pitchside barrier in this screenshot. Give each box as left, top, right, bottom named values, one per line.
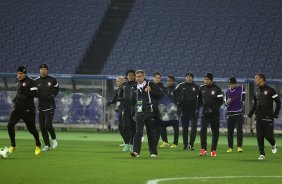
left=0, top=73, right=281, bottom=134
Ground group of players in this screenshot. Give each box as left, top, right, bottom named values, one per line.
left=1, top=64, right=59, bottom=158
left=0, top=67, right=280, bottom=160
left=109, top=69, right=281, bottom=160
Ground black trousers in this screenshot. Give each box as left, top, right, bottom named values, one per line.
left=7, top=108, right=41, bottom=147
left=200, top=113, right=220, bottom=151
left=117, top=112, right=126, bottom=143
left=157, top=124, right=179, bottom=145
left=122, top=110, right=136, bottom=145
left=227, top=114, right=243, bottom=148
left=39, top=110, right=56, bottom=147
left=256, top=119, right=276, bottom=156
left=182, top=113, right=198, bottom=147
left=133, top=118, right=157, bottom=155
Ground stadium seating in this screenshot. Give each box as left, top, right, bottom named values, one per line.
left=0, top=0, right=110, bottom=74
left=102, top=0, right=282, bottom=79
left=0, top=91, right=12, bottom=121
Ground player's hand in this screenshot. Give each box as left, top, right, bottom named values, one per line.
left=144, top=86, right=151, bottom=92
left=226, top=98, right=232, bottom=104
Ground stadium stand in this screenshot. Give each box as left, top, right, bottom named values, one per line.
left=102, top=0, right=282, bottom=79
left=0, top=0, right=110, bottom=74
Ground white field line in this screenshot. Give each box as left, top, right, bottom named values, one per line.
left=147, top=176, right=282, bottom=184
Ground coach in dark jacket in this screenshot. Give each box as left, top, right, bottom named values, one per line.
left=130, top=70, right=161, bottom=157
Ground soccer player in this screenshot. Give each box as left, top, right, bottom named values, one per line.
left=7, top=66, right=41, bottom=155
left=34, top=64, right=59, bottom=151
left=153, top=72, right=169, bottom=147
left=107, top=76, right=126, bottom=146
left=248, top=73, right=281, bottom=160
left=120, top=70, right=137, bottom=152
left=198, top=73, right=223, bottom=157
left=174, top=73, right=199, bottom=150
left=130, top=70, right=161, bottom=157
left=225, top=77, right=245, bottom=153
left=165, top=75, right=179, bottom=148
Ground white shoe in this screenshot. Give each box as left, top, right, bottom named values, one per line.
left=52, top=139, right=58, bottom=149
left=42, top=146, right=51, bottom=151
left=258, top=155, right=265, bottom=160
left=151, top=154, right=157, bottom=158
left=141, top=136, right=144, bottom=143
left=119, top=143, right=125, bottom=147
left=272, top=144, right=277, bottom=154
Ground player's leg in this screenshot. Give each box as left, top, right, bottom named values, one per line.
left=122, top=111, right=130, bottom=151
left=7, top=108, right=21, bottom=151
left=22, top=109, right=41, bottom=155
left=131, top=120, right=144, bottom=157
left=128, top=114, right=136, bottom=152
left=182, top=117, right=190, bottom=149
left=256, top=120, right=265, bottom=158
left=172, top=122, right=179, bottom=146
left=263, top=120, right=277, bottom=154
left=117, top=112, right=125, bottom=145
left=200, top=115, right=209, bottom=155
left=145, top=119, right=158, bottom=156
left=39, top=110, right=50, bottom=151
left=210, top=114, right=220, bottom=156
left=189, top=114, right=198, bottom=150
left=236, top=115, right=244, bottom=152
left=46, top=110, right=57, bottom=149
left=227, top=115, right=235, bottom=152
left=160, top=126, right=168, bottom=143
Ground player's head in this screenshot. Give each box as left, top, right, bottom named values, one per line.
left=228, top=77, right=237, bottom=89
left=16, top=66, right=27, bottom=80
left=185, top=72, right=194, bottom=83
left=255, top=73, right=266, bottom=86
left=153, top=72, right=161, bottom=84
left=204, top=73, right=213, bottom=86
left=39, top=63, right=48, bottom=77
left=135, top=70, right=145, bottom=84
left=116, top=76, right=125, bottom=87
left=167, top=75, right=176, bottom=87
left=126, top=69, right=135, bottom=82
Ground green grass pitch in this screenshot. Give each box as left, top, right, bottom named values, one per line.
left=1, top=130, right=282, bottom=184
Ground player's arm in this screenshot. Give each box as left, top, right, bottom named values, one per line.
left=211, top=88, right=223, bottom=111
left=272, top=89, right=281, bottom=118
left=53, top=78, right=59, bottom=97
left=248, top=94, right=257, bottom=118
left=25, top=79, right=38, bottom=98
left=241, top=86, right=246, bottom=102
left=107, top=89, right=118, bottom=106
left=149, top=82, right=161, bottom=98
left=197, top=88, right=203, bottom=109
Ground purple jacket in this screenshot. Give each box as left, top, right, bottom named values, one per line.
left=225, top=85, right=245, bottom=115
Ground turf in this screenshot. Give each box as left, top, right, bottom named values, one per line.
left=0, top=130, right=282, bottom=184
